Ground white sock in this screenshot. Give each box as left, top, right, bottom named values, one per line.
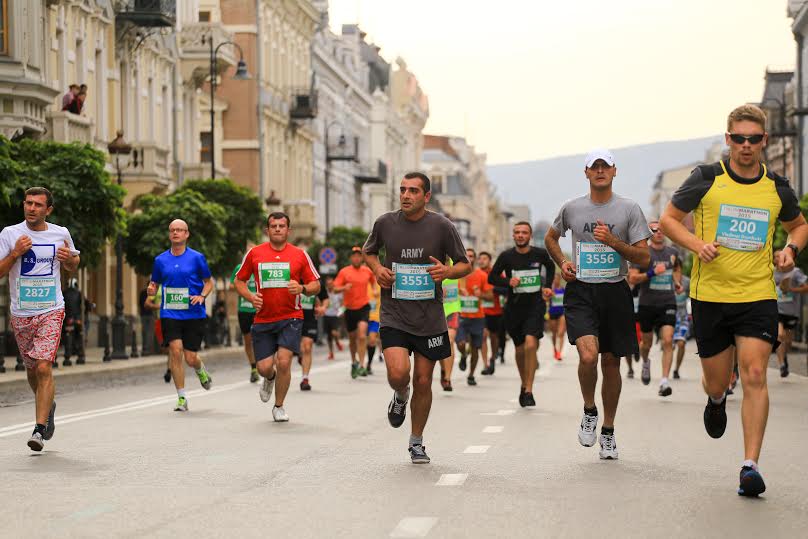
left=395, top=387, right=410, bottom=402
left=302, top=373, right=310, bottom=380
left=710, top=394, right=725, bottom=405
left=661, top=377, right=669, bottom=386
left=742, top=459, right=758, bottom=470
left=177, top=388, right=186, bottom=398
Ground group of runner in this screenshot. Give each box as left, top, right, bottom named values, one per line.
left=3, top=104, right=806, bottom=498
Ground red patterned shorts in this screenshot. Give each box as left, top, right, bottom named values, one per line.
left=11, top=309, right=65, bottom=370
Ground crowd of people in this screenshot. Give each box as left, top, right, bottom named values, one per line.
left=2, top=104, right=806, bottom=498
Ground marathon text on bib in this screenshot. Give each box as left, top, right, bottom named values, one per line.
left=164, top=287, right=190, bottom=310
left=576, top=242, right=621, bottom=281
left=649, top=269, right=673, bottom=291
left=512, top=269, right=541, bottom=294
left=460, top=295, right=480, bottom=313
left=715, top=204, right=769, bottom=252
left=300, top=293, right=316, bottom=310
left=442, top=281, right=459, bottom=302
left=259, top=262, right=291, bottom=289
left=392, top=263, right=435, bottom=300
left=17, top=277, right=57, bottom=310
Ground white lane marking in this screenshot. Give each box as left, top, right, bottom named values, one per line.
left=508, top=399, right=518, bottom=403
left=482, top=426, right=503, bottom=433
left=435, top=473, right=468, bottom=486
left=480, top=410, right=515, bottom=416
left=390, top=517, right=438, bottom=538
left=463, top=445, right=490, bottom=454
left=0, top=362, right=346, bottom=439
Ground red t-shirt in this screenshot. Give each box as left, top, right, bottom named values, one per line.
left=334, top=264, right=376, bottom=310
left=460, top=268, right=488, bottom=319
left=236, top=242, right=320, bottom=324
left=482, top=268, right=503, bottom=316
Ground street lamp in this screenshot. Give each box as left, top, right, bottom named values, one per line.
left=202, top=34, right=250, bottom=180
left=107, top=130, right=136, bottom=360
left=324, top=120, right=356, bottom=236
left=761, top=97, right=798, bottom=178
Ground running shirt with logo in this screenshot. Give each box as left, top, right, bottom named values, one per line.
left=459, top=268, right=488, bottom=319
left=671, top=160, right=800, bottom=302
left=363, top=210, right=468, bottom=336
left=0, top=221, right=78, bottom=318
left=488, top=246, right=555, bottom=312
left=774, top=269, right=807, bottom=317
left=549, top=287, right=565, bottom=316
left=236, top=242, right=320, bottom=324
left=334, top=265, right=376, bottom=310
left=633, top=245, right=680, bottom=306
left=231, top=263, right=257, bottom=314
left=551, top=194, right=650, bottom=284
left=442, top=278, right=461, bottom=316
left=151, top=247, right=212, bottom=320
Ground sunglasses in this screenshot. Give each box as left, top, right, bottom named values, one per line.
left=649, top=227, right=660, bottom=233
left=728, top=134, right=764, bottom=145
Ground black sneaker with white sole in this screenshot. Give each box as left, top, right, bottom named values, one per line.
left=409, top=444, right=430, bottom=464
left=703, top=395, right=727, bottom=439
left=387, top=392, right=408, bottom=428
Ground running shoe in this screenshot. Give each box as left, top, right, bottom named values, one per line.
left=366, top=364, right=373, bottom=375
left=63, top=358, right=72, bottom=367
left=499, top=353, right=504, bottom=364
left=336, top=340, right=344, bottom=352
left=358, top=366, right=368, bottom=377
left=327, top=352, right=334, bottom=360
left=599, top=431, right=619, bottom=460
left=673, top=370, right=680, bottom=380
left=780, top=358, right=789, bottom=378
left=76, top=356, right=86, bottom=365
left=578, top=410, right=598, bottom=447
left=163, top=369, right=171, bottom=383
left=196, top=366, right=212, bottom=390
left=260, top=375, right=275, bottom=403
left=272, top=405, right=289, bottom=422
left=633, top=353, right=640, bottom=362
left=409, top=444, right=431, bottom=464
left=440, top=378, right=453, bottom=392
left=458, top=356, right=467, bottom=372
left=703, top=395, right=727, bottom=439
left=518, top=389, right=527, bottom=408
left=250, top=368, right=260, bottom=383
left=627, top=369, right=634, bottom=379
left=641, top=360, right=651, bottom=385
left=480, top=366, right=493, bottom=375
left=658, top=383, right=672, bottom=397
left=44, top=401, right=56, bottom=441
left=523, top=392, right=536, bottom=407
left=28, top=431, right=44, bottom=452
left=467, top=375, right=477, bottom=386
left=174, top=396, right=188, bottom=412
left=300, top=378, right=311, bottom=391
left=351, top=362, right=359, bottom=379
left=738, top=466, right=766, bottom=497
left=387, top=392, right=408, bottom=428
left=488, top=360, right=495, bottom=374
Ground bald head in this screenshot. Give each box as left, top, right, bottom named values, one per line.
left=168, top=219, right=190, bottom=249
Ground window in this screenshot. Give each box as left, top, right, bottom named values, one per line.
left=198, top=11, right=211, bottom=22
left=1, top=0, right=8, bottom=55
left=200, top=132, right=212, bottom=163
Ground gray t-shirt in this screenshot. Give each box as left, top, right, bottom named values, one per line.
left=774, top=269, right=807, bottom=317
left=675, top=276, right=690, bottom=318
left=633, top=245, right=681, bottom=306
left=363, top=210, right=469, bottom=336
left=551, top=193, right=651, bottom=284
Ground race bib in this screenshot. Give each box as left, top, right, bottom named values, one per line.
left=259, top=262, right=291, bottom=288
left=300, top=293, right=316, bottom=310
left=17, top=277, right=57, bottom=310
left=442, top=281, right=459, bottom=302
left=482, top=298, right=495, bottom=309
left=460, top=295, right=480, bottom=313
left=164, top=287, right=190, bottom=310
left=649, top=269, right=673, bottom=291
left=392, top=263, right=435, bottom=300
left=716, top=204, right=769, bottom=251
left=551, top=292, right=564, bottom=307
left=238, top=278, right=257, bottom=311
left=512, top=269, right=541, bottom=294
left=576, top=242, right=621, bottom=281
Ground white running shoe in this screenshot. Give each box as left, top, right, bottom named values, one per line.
left=599, top=431, right=619, bottom=460
left=272, top=405, right=289, bottom=422
left=578, top=411, right=598, bottom=447
left=259, top=375, right=275, bottom=403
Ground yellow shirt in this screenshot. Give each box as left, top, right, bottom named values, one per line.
left=368, top=282, right=381, bottom=322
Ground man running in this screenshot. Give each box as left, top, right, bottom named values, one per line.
left=489, top=222, right=555, bottom=407
left=441, top=263, right=462, bottom=391
left=456, top=248, right=490, bottom=386
left=548, top=274, right=567, bottom=361
left=235, top=212, right=320, bottom=422
left=299, top=276, right=330, bottom=390
left=231, top=261, right=259, bottom=383
left=148, top=219, right=214, bottom=412
left=628, top=220, right=682, bottom=396
left=660, top=104, right=808, bottom=496
left=478, top=251, right=503, bottom=375
left=672, top=275, right=690, bottom=379
left=333, top=247, right=376, bottom=378
left=545, top=149, right=650, bottom=460
left=0, top=187, right=79, bottom=451
left=363, top=172, right=470, bottom=464
left=323, top=276, right=344, bottom=360
left=774, top=251, right=808, bottom=378
left=366, top=281, right=382, bottom=374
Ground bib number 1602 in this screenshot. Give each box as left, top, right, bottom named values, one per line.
left=584, top=253, right=616, bottom=265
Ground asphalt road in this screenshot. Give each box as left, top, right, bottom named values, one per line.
left=1, top=340, right=806, bottom=538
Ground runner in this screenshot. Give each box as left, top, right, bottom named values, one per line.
left=441, top=264, right=461, bottom=391
left=545, top=149, right=651, bottom=460
left=548, top=273, right=567, bottom=361
left=672, top=275, right=691, bottom=379
left=0, top=187, right=79, bottom=451
left=333, top=247, right=376, bottom=378
left=456, top=248, right=491, bottom=386
left=366, top=280, right=382, bottom=375
left=660, top=104, right=808, bottom=496
left=363, top=172, right=471, bottom=464
left=323, top=276, right=344, bottom=360
left=478, top=251, right=503, bottom=375
left=628, top=220, right=682, bottom=396
left=299, top=276, right=330, bottom=389
left=231, top=261, right=259, bottom=383
left=147, top=219, right=214, bottom=412
left=234, top=212, right=320, bottom=422
left=489, top=222, right=555, bottom=407
left=773, top=250, right=808, bottom=378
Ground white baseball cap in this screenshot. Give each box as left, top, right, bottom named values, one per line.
left=584, top=148, right=616, bottom=168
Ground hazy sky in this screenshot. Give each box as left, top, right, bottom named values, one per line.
left=327, top=0, right=797, bottom=164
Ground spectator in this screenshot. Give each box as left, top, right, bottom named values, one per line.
left=69, top=88, right=87, bottom=115
left=62, top=84, right=79, bottom=111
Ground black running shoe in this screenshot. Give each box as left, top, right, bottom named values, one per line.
left=44, top=401, right=56, bottom=440
left=499, top=353, right=504, bottom=364
left=163, top=369, right=172, bottom=383
left=523, top=392, right=536, bottom=407
left=780, top=360, right=789, bottom=378
left=488, top=361, right=495, bottom=375
left=518, top=389, right=527, bottom=408
left=387, top=392, right=408, bottom=428
left=480, top=366, right=493, bottom=375
left=300, top=379, right=311, bottom=391
left=467, top=376, right=476, bottom=386
left=703, top=396, right=727, bottom=439
left=673, top=370, right=680, bottom=380
left=738, top=466, right=766, bottom=497
left=458, top=356, right=467, bottom=371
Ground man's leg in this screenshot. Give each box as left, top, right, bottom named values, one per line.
left=33, top=361, right=55, bottom=425
left=469, top=346, right=479, bottom=376
left=523, top=335, right=539, bottom=392
left=384, top=346, right=412, bottom=395
left=300, top=337, right=313, bottom=379
left=356, top=321, right=368, bottom=368
left=640, top=330, right=653, bottom=383
left=274, top=347, right=294, bottom=406
left=736, top=336, right=772, bottom=462
left=600, top=353, right=622, bottom=428
left=256, top=354, right=276, bottom=380
left=675, top=340, right=686, bottom=372
left=348, top=330, right=358, bottom=364
left=168, top=340, right=186, bottom=391
left=700, top=346, right=735, bottom=401
left=548, top=319, right=558, bottom=354
left=411, top=354, right=437, bottom=437
left=557, top=316, right=567, bottom=356
left=481, top=328, right=490, bottom=368
left=659, top=325, right=674, bottom=379
left=575, top=335, right=600, bottom=409
left=244, top=333, right=256, bottom=368
left=184, top=349, right=202, bottom=370
left=489, top=329, right=499, bottom=368
left=514, top=342, right=526, bottom=387
left=440, top=328, right=456, bottom=383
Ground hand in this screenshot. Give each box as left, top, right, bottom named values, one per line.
left=190, top=295, right=206, bottom=305
left=251, top=293, right=264, bottom=310
left=288, top=279, right=304, bottom=295
left=426, top=256, right=451, bottom=282
left=776, top=248, right=796, bottom=272
left=509, top=276, right=521, bottom=288
left=147, top=281, right=157, bottom=296
left=698, top=241, right=720, bottom=263
left=653, top=262, right=667, bottom=276
left=472, top=285, right=481, bottom=297
left=343, top=282, right=353, bottom=291
left=541, top=288, right=553, bottom=300
left=374, top=266, right=394, bottom=288
left=56, top=240, right=74, bottom=263
left=314, top=305, right=326, bottom=318
left=561, top=260, right=577, bottom=282
left=593, top=220, right=616, bottom=247
left=12, top=235, right=32, bottom=257
left=674, top=281, right=684, bottom=294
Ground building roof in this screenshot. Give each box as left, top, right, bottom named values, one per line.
left=423, top=134, right=460, bottom=160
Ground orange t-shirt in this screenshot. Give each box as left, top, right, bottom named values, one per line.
left=334, top=265, right=376, bottom=310
left=460, top=268, right=487, bottom=319
left=482, top=268, right=503, bottom=316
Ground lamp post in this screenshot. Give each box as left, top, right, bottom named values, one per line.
left=107, top=130, right=135, bottom=360
left=761, top=97, right=798, bottom=178
left=324, top=120, right=356, bottom=236
left=203, top=34, right=251, bottom=180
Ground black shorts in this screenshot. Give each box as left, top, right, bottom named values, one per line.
left=380, top=326, right=451, bottom=361
left=485, top=314, right=503, bottom=333
left=691, top=299, right=778, bottom=358
left=161, top=317, right=206, bottom=352
left=252, top=318, right=303, bottom=360
left=345, top=304, right=370, bottom=333
left=549, top=310, right=564, bottom=321
left=778, top=314, right=799, bottom=330
left=238, top=311, right=255, bottom=335
left=637, top=304, right=676, bottom=333
left=324, top=316, right=340, bottom=335
left=505, top=307, right=544, bottom=347
left=564, top=280, right=638, bottom=357
left=302, top=310, right=318, bottom=340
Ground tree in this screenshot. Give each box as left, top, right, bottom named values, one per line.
left=0, top=137, right=125, bottom=268
left=774, top=192, right=808, bottom=275
left=178, top=178, right=264, bottom=277
left=307, top=226, right=370, bottom=272
left=125, top=190, right=227, bottom=276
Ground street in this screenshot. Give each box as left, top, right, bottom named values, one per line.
left=1, top=341, right=806, bottom=539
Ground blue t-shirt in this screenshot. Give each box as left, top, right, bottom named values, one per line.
left=150, top=247, right=212, bottom=320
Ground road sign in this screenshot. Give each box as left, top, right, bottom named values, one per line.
left=319, top=247, right=336, bottom=265
left=319, top=263, right=337, bottom=275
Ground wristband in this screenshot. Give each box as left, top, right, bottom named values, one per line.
left=786, top=243, right=799, bottom=258
left=646, top=268, right=656, bottom=278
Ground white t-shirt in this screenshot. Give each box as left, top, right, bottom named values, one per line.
left=0, top=221, right=78, bottom=318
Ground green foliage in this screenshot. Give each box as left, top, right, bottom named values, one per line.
left=0, top=137, right=125, bottom=268
left=774, top=192, right=808, bottom=275
left=307, top=226, right=370, bottom=273
left=125, top=190, right=227, bottom=276
left=179, top=178, right=263, bottom=276
left=681, top=251, right=693, bottom=277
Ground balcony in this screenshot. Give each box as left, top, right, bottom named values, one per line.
left=354, top=160, right=388, bottom=184
left=178, top=22, right=237, bottom=87
left=115, top=0, right=176, bottom=28
left=289, top=89, right=318, bottom=119
left=182, top=162, right=230, bottom=181
left=45, top=111, right=94, bottom=145
left=119, top=142, right=172, bottom=194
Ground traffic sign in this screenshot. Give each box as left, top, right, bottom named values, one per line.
left=319, top=263, right=337, bottom=275
left=319, top=247, right=336, bottom=264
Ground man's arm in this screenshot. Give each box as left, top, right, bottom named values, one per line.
left=364, top=253, right=393, bottom=288
left=628, top=267, right=648, bottom=286
left=302, top=278, right=321, bottom=296
left=488, top=254, right=510, bottom=288
left=659, top=202, right=720, bottom=263
left=544, top=227, right=576, bottom=282
left=190, top=277, right=213, bottom=305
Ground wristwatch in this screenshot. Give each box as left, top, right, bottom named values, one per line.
left=786, top=243, right=799, bottom=258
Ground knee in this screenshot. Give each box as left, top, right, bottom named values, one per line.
left=579, top=353, right=598, bottom=367
left=742, top=365, right=767, bottom=389
left=662, top=336, right=673, bottom=350
left=387, top=367, right=410, bottom=387
left=34, top=361, right=52, bottom=379
left=300, top=341, right=311, bottom=354
left=413, top=371, right=432, bottom=388
left=275, top=356, right=292, bottom=373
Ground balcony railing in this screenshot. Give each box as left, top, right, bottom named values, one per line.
left=46, top=111, right=94, bottom=144
left=354, top=160, right=388, bottom=184
left=115, top=0, right=176, bottom=28
left=178, top=22, right=237, bottom=87
left=289, top=89, right=318, bottom=119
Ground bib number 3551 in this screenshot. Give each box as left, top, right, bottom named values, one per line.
left=392, top=263, right=435, bottom=300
